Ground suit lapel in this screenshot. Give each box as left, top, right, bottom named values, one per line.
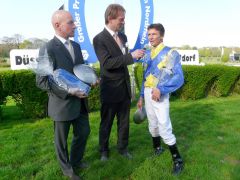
left=53, top=37, right=74, bottom=64
left=103, top=29, right=123, bottom=54
left=118, top=33, right=128, bottom=54
left=71, top=41, right=85, bottom=65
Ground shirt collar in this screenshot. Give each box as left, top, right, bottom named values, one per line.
left=55, top=34, right=68, bottom=45
left=151, top=43, right=165, bottom=59
left=105, top=25, right=117, bottom=37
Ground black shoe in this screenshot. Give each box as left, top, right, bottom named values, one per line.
left=172, top=158, right=184, bottom=175
left=120, top=151, right=133, bottom=159
left=100, top=151, right=109, bottom=161
left=154, top=146, right=164, bottom=156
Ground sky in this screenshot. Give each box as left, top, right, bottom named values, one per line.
left=1, top=0, right=240, bottom=48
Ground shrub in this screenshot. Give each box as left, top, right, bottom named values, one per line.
left=87, top=68, right=100, bottom=111
left=0, top=70, right=16, bottom=96
left=88, top=86, right=100, bottom=111
left=179, top=65, right=218, bottom=99
left=0, top=57, right=10, bottom=68
left=134, top=64, right=240, bottom=100
left=1, top=65, right=240, bottom=119
left=209, top=65, right=240, bottom=97
left=134, top=63, right=144, bottom=92
left=0, top=73, right=4, bottom=105
left=13, top=70, right=48, bottom=118
left=0, top=106, right=2, bottom=121
left=0, top=69, right=100, bottom=119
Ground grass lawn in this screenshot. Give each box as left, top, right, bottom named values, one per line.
left=0, top=96, right=240, bottom=180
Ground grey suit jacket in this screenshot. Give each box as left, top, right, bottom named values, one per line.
left=36, top=36, right=88, bottom=121
left=93, top=28, right=134, bottom=103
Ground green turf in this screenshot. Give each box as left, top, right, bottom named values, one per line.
left=0, top=96, right=240, bottom=180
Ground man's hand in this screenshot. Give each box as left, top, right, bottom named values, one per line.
left=91, top=78, right=100, bottom=88
left=131, top=49, right=145, bottom=60
left=68, top=88, right=87, bottom=98
left=137, top=97, right=144, bottom=110
left=151, top=88, right=160, bottom=102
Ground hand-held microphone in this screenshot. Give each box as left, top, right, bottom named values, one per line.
left=136, top=44, right=151, bottom=61
left=143, top=44, right=151, bottom=51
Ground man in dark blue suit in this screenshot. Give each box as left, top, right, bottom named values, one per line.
left=36, top=10, right=89, bottom=180
left=93, top=4, right=145, bottom=161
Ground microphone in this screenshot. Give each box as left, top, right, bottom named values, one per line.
left=143, top=44, right=151, bottom=51
left=136, top=44, right=151, bottom=61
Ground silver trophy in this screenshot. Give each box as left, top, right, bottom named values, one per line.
left=30, top=48, right=53, bottom=76
left=30, top=46, right=91, bottom=95
left=53, top=69, right=90, bottom=95
left=73, top=64, right=98, bottom=85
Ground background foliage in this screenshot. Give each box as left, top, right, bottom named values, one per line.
left=0, top=69, right=101, bottom=120
left=134, top=64, right=240, bottom=100
left=1, top=95, right=240, bottom=179
left=1, top=65, right=240, bottom=120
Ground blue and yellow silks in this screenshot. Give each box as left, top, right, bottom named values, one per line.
left=140, top=43, right=184, bottom=98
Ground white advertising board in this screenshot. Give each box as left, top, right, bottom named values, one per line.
left=10, top=49, right=39, bottom=70
left=9, top=49, right=202, bottom=70
left=177, top=50, right=200, bottom=65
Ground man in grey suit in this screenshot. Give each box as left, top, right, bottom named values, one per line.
left=93, top=4, right=145, bottom=161
left=36, top=10, right=89, bottom=180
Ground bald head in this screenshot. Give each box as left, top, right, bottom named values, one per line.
left=51, top=10, right=68, bottom=27
left=51, top=10, right=76, bottom=39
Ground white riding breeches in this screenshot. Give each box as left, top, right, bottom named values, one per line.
left=144, top=88, right=176, bottom=145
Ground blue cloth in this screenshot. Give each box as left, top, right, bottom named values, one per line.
left=140, top=46, right=184, bottom=97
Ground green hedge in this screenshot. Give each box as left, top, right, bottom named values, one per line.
left=0, top=70, right=100, bottom=120
left=134, top=64, right=144, bottom=92
left=1, top=65, right=240, bottom=120
left=13, top=70, right=48, bottom=118
left=134, top=64, right=240, bottom=100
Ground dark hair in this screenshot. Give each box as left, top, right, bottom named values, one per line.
left=104, top=4, right=125, bottom=24
left=147, top=23, right=165, bottom=36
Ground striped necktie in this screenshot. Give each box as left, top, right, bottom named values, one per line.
left=113, top=33, right=126, bottom=54
left=65, top=40, right=75, bottom=62
left=113, top=33, right=122, bottom=48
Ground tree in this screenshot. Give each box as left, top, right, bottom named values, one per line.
left=0, top=44, right=9, bottom=58
left=1, top=36, right=17, bottom=58
left=179, top=45, right=192, bottom=50
left=28, top=38, right=48, bottom=48
left=1, top=34, right=23, bottom=49
left=19, top=40, right=33, bottom=49
left=13, top=34, right=23, bottom=49
left=0, top=35, right=49, bottom=59
left=221, top=53, right=229, bottom=62
left=1, top=36, right=17, bottom=49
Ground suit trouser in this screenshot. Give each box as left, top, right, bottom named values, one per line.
left=99, top=98, right=131, bottom=153
left=144, top=88, right=176, bottom=146
left=54, top=113, right=90, bottom=176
